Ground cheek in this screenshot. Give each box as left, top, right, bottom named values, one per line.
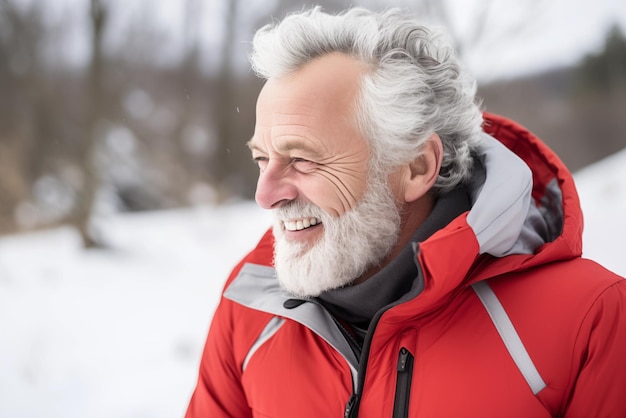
left=302, top=171, right=368, bottom=217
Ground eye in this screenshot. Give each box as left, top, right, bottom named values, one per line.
left=252, top=155, right=268, bottom=170
left=292, top=157, right=318, bottom=173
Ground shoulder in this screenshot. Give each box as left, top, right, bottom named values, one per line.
left=485, top=257, right=625, bottom=344
left=483, top=257, right=626, bottom=358
left=482, top=258, right=626, bottom=401
left=491, top=257, right=623, bottom=303
left=222, top=227, right=275, bottom=291
left=209, top=227, right=276, bottom=350
left=207, top=229, right=277, bottom=366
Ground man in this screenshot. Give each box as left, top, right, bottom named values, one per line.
left=187, top=7, right=626, bottom=418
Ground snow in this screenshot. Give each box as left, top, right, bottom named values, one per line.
left=575, top=147, right=626, bottom=276
left=1, top=149, right=625, bottom=418
left=0, top=204, right=272, bottom=418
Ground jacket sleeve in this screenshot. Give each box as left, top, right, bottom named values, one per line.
left=564, top=279, right=626, bottom=418
left=186, top=229, right=275, bottom=417
left=185, top=295, right=253, bottom=418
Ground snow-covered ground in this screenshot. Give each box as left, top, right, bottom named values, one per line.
left=0, top=204, right=272, bottom=418
left=0, top=149, right=624, bottom=418
left=575, top=147, right=626, bottom=277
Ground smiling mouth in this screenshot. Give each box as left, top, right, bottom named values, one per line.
left=283, top=217, right=322, bottom=231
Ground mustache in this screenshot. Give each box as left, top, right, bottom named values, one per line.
left=272, top=200, right=326, bottom=221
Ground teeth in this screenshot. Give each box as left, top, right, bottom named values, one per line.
left=284, top=218, right=320, bottom=231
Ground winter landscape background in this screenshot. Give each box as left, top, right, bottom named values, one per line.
left=1, top=0, right=625, bottom=416
left=1, top=147, right=625, bottom=418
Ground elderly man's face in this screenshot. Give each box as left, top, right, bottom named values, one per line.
left=248, top=53, right=402, bottom=296
left=250, top=53, right=371, bottom=231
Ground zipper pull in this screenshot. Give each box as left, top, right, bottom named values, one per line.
left=394, top=348, right=414, bottom=418
left=344, top=394, right=360, bottom=418
left=397, top=347, right=410, bottom=372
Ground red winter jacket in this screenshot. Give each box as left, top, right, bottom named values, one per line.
left=186, top=113, right=626, bottom=418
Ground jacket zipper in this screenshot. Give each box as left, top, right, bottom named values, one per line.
left=344, top=263, right=425, bottom=418
left=344, top=393, right=359, bottom=418
left=392, top=347, right=414, bottom=418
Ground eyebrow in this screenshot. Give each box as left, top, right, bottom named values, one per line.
left=246, top=139, right=260, bottom=152
left=247, top=137, right=323, bottom=159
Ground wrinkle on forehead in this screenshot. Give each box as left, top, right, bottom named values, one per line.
left=256, top=53, right=366, bottom=123
left=251, top=53, right=373, bottom=216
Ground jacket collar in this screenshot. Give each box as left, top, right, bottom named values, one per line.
left=316, top=185, right=472, bottom=328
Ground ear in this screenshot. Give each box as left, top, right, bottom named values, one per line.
left=402, top=133, right=443, bottom=203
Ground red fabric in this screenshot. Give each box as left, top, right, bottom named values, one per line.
left=186, top=114, right=626, bottom=417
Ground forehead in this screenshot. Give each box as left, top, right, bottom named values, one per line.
left=251, top=53, right=368, bottom=154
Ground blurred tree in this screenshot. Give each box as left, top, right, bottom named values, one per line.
left=479, top=24, right=626, bottom=173
left=0, top=0, right=66, bottom=233
left=569, top=24, right=626, bottom=165
left=69, top=0, right=109, bottom=247
left=575, top=25, right=626, bottom=99
left=213, top=0, right=241, bottom=196
left=168, top=0, right=207, bottom=203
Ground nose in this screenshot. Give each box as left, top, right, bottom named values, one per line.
left=255, top=162, right=298, bottom=209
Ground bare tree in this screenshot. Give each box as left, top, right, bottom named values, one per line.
left=168, top=0, right=207, bottom=202
left=0, top=0, right=62, bottom=233
left=213, top=0, right=241, bottom=195
left=70, top=0, right=109, bottom=247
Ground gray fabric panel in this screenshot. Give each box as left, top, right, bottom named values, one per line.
left=539, top=177, right=564, bottom=241
left=224, top=263, right=359, bottom=389
left=467, top=133, right=536, bottom=256
left=506, top=202, right=550, bottom=255
left=472, top=281, right=547, bottom=395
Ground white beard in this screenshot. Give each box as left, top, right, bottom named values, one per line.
left=272, top=171, right=401, bottom=298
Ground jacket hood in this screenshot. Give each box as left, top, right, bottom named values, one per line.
left=415, top=113, right=583, bottom=291
left=476, top=113, right=582, bottom=262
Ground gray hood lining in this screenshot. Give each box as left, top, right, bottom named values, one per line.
left=467, top=133, right=556, bottom=257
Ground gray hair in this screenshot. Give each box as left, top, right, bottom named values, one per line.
left=250, top=7, right=484, bottom=194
